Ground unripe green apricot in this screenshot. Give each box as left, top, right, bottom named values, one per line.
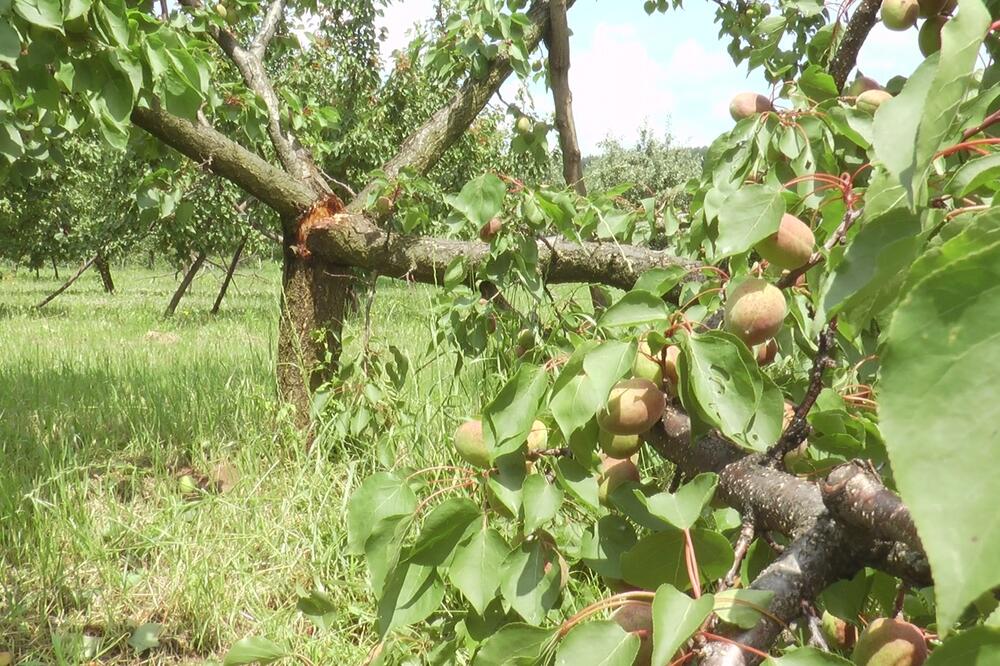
left=852, top=618, right=927, bottom=666
left=633, top=338, right=664, bottom=386
left=857, top=89, right=893, bottom=114
left=729, top=92, right=773, bottom=121
left=612, top=602, right=653, bottom=666
left=755, top=213, right=815, bottom=270
left=918, top=15, right=947, bottom=56
left=526, top=419, right=548, bottom=453
left=454, top=419, right=490, bottom=468
left=598, top=429, right=642, bottom=459
left=515, top=116, right=533, bottom=135
left=479, top=217, right=503, bottom=242
left=213, top=2, right=227, bottom=17
left=597, top=455, right=641, bottom=506
left=723, top=278, right=787, bottom=347
left=881, top=0, right=919, bottom=30
left=374, top=195, right=393, bottom=216
left=597, top=378, right=667, bottom=436
left=516, top=328, right=535, bottom=350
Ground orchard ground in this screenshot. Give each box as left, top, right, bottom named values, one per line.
left=0, top=264, right=624, bottom=664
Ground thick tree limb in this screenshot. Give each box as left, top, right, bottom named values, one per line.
left=130, top=102, right=315, bottom=224
left=646, top=406, right=931, bottom=664
left=547, top=0, right=585, bottom=195
left=350, top=0, right=571, bottom=209
left=207, top=0, right=330, bottom=194
left=304, top=214, right=699, bottom=290
left=36, top=255, right=97, bottom=308
left=827, top=0, right=881, bottom=91
left=821, top=461, right=923, bottom=553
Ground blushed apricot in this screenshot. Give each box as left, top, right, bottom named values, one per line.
left=597, top=378, right=667, bottom=436
left=723, top=278, right=787, bottom=346
left=755, top=213, right=815, bottom=270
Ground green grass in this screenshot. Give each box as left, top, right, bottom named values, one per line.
left=0, top=263, right=511, bottom=665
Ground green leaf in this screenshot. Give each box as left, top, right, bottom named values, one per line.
left=881, top=242, right=1000, bottom=632
left=484, top=364, right=548, bottom=459
left=223, top=637, right=288, bottom=665
left=128, top=623, right=162, bottom=653
left=715, top=184, right=785, bottom=259
left=650, top=585, right=715, bottom=666
left=713, top=589, right=775, bottom=629
left=580, top=515, right=638, bottom=580
left=93, top=0, right=128, bottom=46
left=364, top=515, right=410, bottom=594
left=621, top=528, right=733, bottom=592
left=911, top=0, right=991, bottom=199
left=346, top=472, right=417, bottom=554
left=376, top=560, right=445, bottom=636
left=598, top=290, right=671, bottom=329
left=446, top=173, right=505, bottom=227
left=680, top=332, right=782, bottom=450
left=925, top=626, right=1000, bottom=665
left=522, top=474, right=563, bottom=533
left=0, top=123, right=24, bottom=162
left=448, top=526, right=508, bottom=615
left=443, top=255, right=467, bottom=289
left=500, top=537, right=563, bottom=624
left=946, top=152, right=1000, bottom=198
left=0, top=20, right=19, bottom=67
left=473, top=624, right=556, bottom=665
left=763, top=647, right=853, bottom=664
left=554, top=457, right=600, bottom=512
left=798, top=64, right=838, bottom=102
left=639, top=473, right=718, bottom=530
left=409, top=497, right=481, bottom=566
left=633, top=266, right=687, bottom=297
left=872, top=56, right=937, bottom=204
left=555, top=621, right=640, bottom=666
left=13, top=0, right=62, bottom=30
left=821, top=208, right=923, bottom=323
left=295, top=588, right=337, bottom=630
left=550, top=341, right=634, bottom=439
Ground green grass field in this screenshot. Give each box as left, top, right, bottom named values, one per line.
left=0, top=263, right=517, bottom=664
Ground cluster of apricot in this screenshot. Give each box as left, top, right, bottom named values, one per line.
left=882, top=0, right=956, bottom=57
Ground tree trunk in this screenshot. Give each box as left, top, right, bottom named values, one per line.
left=164, top=252, right=207, bottom=316
left=211, top=234, right=248, bottom=315
left=276, top=234, right=352, bottom=430
left=36, top=255, right=97, bottom=308
left=95, top=251, right=115, bottom=294
left=52, top=259, right=59, bottom=280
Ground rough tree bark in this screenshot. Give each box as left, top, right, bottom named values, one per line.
left=164, top=252, right=207, bottom=317
left=211, top=233, right=248, bottom=315
left=828, top=0, right=881, bottom=91
left=646, top=407, right=930, bottom=665
left=94, top=250, right=115, bottom=294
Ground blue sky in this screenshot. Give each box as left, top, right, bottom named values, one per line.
left=378, top=1, right=926, bottom=152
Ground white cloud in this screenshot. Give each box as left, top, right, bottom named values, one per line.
left=557, top=23, right=676, bottom=153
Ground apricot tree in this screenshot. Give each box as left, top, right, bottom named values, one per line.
left=4, top=0, right=1000, bottom=663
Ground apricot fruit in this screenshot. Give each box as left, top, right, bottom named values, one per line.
left=852, top=618, right=927, bottom=666
left=612, top=601, right=653, bottom=666
left=515, top=116, right=533, bottom=135
left=723, top=278, right=787, bottom=346
left=597, top=378, right=667, bottom=436
left=374, top=195, right=393, bottom=216
left=454, top=419, right=490, bottom=468
left=598, top=429, right=642, bottom=459
left=662, top=345, right=681, bottom=391
left=633, top=338, right=664, bottom=386
left=857, top=89, right=893, bottom=114
left=754, top=213, right=815, bottom=270
left=729, top=92, right=773, bottom=121
left=526, top=419, right=548, bottom=453
left=479, top=217, right=502, bottom=242
left=881, top=0, right=919, bottom=30
left=919, top=15, right=947, bottom=56
left=846, top=74, right=882, bottom=97
left=213, top=2, right=227, bottom=17
left=821, top=611, right=856, bottom=651
left=597, top=455, right=641, bottom=506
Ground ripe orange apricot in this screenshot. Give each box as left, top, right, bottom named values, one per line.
left=755, top=213, right=815, bottom=270
left=597, top=378, right=667, bottom=436
left=723, top=278, right=787, bottom=346
left=852, top=618, right=927, bottom=666
left=729, top=92, right=773, bottom=121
